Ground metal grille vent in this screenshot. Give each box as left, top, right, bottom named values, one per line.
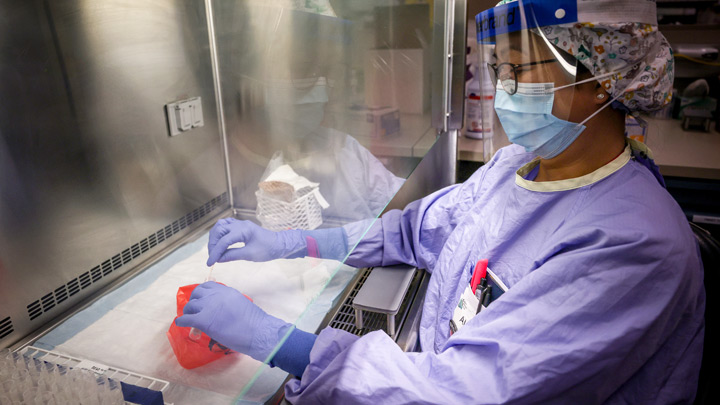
left=329, top=268, right=420, bottom=336
left=0, top=317, right=13, bottom=339
left=26, top=193, right=228, bottom=322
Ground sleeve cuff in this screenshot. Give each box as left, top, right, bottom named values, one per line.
left=269, top=327, right=318, bottom=377
left=302, top=227, right=349, bottom=261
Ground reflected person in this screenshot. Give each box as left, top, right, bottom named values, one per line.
left=230, top=72, right=405, bottom=224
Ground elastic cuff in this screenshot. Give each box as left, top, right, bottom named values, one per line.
left=302, top=228, right=349, bottom=261
left=280, top=230, right=309, bottom=259
left=269, top=327, right=317, bottom=377
left=306, top=236, right=319, bottom=258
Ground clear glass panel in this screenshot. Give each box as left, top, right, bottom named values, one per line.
left=477, top=40, right=513, bottom=162
left=212, top=1, right=438, bottom=401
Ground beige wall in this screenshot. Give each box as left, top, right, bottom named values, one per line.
left=467, top=0, right=498, bottom=21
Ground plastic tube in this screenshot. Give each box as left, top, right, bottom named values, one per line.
left=188, top=265, right=215, bottom=341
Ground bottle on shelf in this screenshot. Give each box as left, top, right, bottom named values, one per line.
left=465, top=61, right=495, bottom=140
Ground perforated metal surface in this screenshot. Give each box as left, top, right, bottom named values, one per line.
left=329, top=267, right=422, bottom=337
left=25, top=193, right=228, bottom=323
left=0, top=317, right=13, bottom=340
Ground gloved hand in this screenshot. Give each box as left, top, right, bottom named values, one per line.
left=206, top=218, right=306, bottom=266
left=175, top=282, right=291, bottom=362
left=206, top=218, right=350, bottom=266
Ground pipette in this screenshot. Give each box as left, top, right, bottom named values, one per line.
left=188, top=265, right=215, bottom=341
left=186, top=246, right=306, bottom=341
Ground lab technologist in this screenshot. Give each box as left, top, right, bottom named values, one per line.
left=177, top=0, right=705, bottom=403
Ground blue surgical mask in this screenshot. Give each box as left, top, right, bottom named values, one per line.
left=494, top=75, right=619, bottom=159
left=494, top=82, right=586, bottom=159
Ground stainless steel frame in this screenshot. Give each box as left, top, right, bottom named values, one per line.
left=0, top=0, right=229, bottom=348
left=205, top=0, right=235, bottom=210
left=432, top=0, right=468, bottom=132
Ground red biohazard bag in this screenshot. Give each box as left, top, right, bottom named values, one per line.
left=167, top=283, right=251, bottom=369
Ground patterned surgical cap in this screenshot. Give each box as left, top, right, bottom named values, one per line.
left=493, top=0, right=674, bottom=112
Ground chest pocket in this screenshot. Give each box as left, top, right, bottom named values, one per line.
left=477, top=268, right=507, bottom=311
left=449, top=268, right=509, bottom=334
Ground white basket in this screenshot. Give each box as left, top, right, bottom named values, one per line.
left=256, top=188, right=323, bottom=231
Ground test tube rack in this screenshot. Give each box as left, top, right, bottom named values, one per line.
left=1, top=346, right=169, bottom=405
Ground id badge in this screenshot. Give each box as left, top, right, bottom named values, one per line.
left=450, top=284, right=480, bottom=335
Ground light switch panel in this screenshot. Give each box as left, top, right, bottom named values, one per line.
left=166, top=97, right=203, bottom=136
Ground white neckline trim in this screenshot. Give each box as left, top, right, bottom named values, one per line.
left=515, top=144, right=632, bottom=192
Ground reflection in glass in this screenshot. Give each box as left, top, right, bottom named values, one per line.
left=216, top=2, right=432, bottom=227
left=211, top=1, right=436, bottom=402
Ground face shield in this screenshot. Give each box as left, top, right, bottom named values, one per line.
left=476, top=0, right=666, bottom=159
left=477, top=1, right=581, bottom=158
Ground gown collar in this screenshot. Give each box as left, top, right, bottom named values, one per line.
left=515, top=142, right=636, bottom=192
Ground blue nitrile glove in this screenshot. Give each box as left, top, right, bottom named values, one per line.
left=207, top=218, right=306, bottom=266
left=206, top=218, right=349, bottom=266
left=175, top=282, right=291, bottom=362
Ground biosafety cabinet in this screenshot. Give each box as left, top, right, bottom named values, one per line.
left=0, top=1, right=467, bottom=403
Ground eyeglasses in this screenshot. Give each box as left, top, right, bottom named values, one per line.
left=487, top=59, right=557, bottom=95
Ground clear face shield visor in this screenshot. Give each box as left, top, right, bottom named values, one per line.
left=476, top=0, right=579, bottom=122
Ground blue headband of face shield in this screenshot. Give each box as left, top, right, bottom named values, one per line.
left=476, top=0, right=658, bottom=45
left=476, top=0, right=578, bottom=44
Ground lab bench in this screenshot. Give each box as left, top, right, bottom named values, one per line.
left=644, top=117, right=720, bottom=181
left=453, top=116, right=720, bottom=181
left=454, top=116, right=720, bottom=237
left=353, top=113, right=438, bottom=159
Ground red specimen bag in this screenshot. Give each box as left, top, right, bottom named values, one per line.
left=167, top=283, right=251, bottom=369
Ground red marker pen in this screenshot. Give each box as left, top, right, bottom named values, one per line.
left=470, top=259, right=489, bottom=294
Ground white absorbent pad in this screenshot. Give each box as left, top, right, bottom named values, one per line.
left=35, top=233, right=355, bottom=403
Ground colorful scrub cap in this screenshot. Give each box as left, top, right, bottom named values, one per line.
left=491, top=0, right=674, bottom=112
